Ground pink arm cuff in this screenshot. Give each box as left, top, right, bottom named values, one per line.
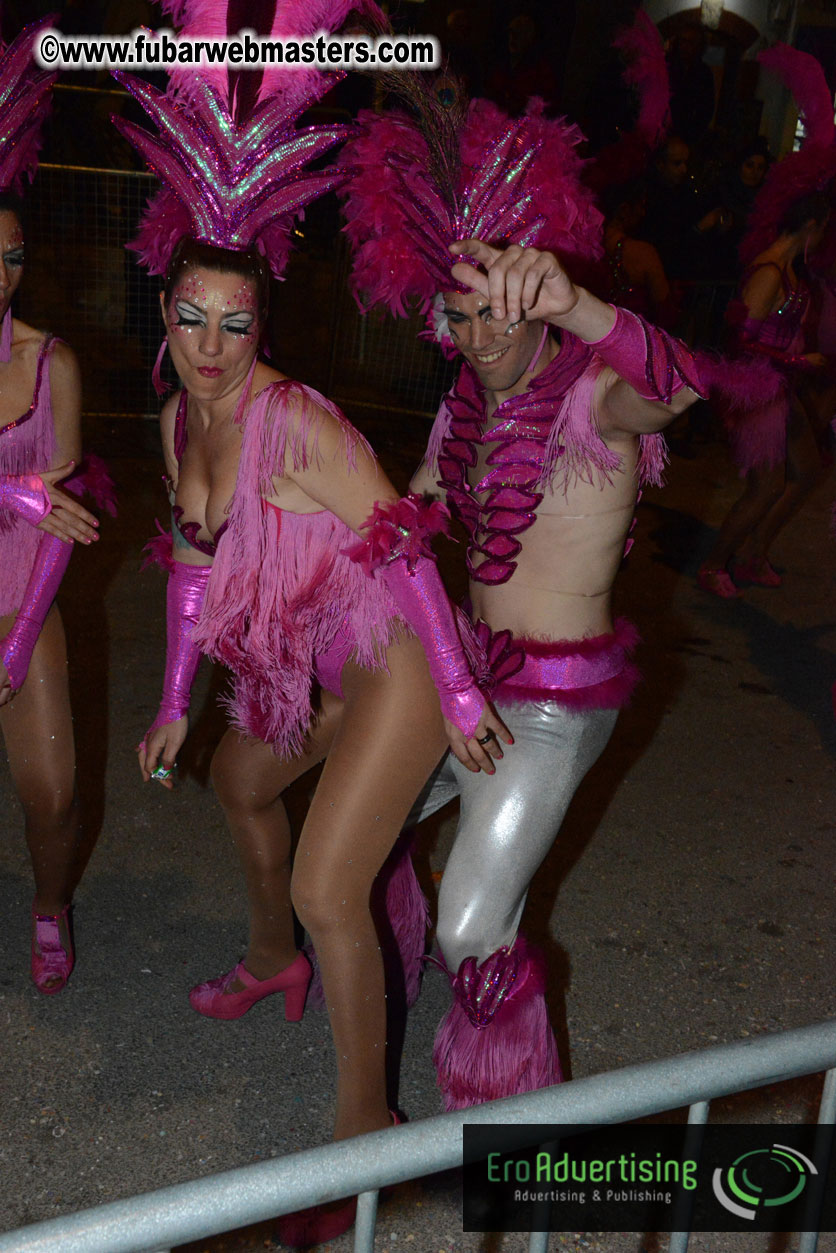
left=1, top=533, right=71, bottom=690
left=346, top=495, right=485, bottom=738
left=146, top=560, right=211, bottom=736
left=587, top=305, right=706, bottom=403
left=0, top=472, right=52, bottom=526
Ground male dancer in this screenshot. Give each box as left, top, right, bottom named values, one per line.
left=338, top=96, right=708, bottom=1107
left=408, top=238, right=703, bottom=1107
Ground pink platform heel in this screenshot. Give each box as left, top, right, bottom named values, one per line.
left=31, top=901, right=74, bottom=995
left=189, top=951, right=312, bottom=1021
left=274, top=1112, right=402, bottom=1248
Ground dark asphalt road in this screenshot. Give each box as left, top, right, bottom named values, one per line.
left=1, top=411, right=835, bottom=1253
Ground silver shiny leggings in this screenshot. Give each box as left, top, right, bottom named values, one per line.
left=409, top=699, right=618, bottom=970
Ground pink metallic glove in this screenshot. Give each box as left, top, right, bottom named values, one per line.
left=0, top=533, right=71, bottom=691
left=345, top=495, right=486, bottom=738
left=0, top=472, right=52, bottom=526
left=588, top=305, right=705, bottom=403
left=144, top=560, right=211, bottom=739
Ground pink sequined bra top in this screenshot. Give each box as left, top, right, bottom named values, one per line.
left=431, top=331, right=666, bottom=586
left=171, top=388, right=229, bottom=557
left=739, top=262, right=810, bottom=358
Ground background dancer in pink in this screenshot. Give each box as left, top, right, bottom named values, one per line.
left=698, top=46, right=835, bottom=598
left=0, top=20, right=106, bottom=995
left=340, top=87, right=721, bottom=1110
left=121, top=3, right=504, bottom=1243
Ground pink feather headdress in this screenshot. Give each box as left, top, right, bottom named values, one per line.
left=740, top=44, right=836, bottom=267
left=338, top=91, right=604, bottom=317
left=0, top=16, right=57, bottom=194
left=587, top=10, right=670, bottom=194
left=113, top=0, right=382, bottom=278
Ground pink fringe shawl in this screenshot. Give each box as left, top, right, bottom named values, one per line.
left=191, top=380, right=401, bottom=757
left=0, top=336, right=57, bottom=614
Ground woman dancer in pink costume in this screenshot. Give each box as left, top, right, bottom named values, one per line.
left=118, top=14, right=504, bottom=1240
left=697, top=194, right=830, bottom=596
left=0, top=25, right=102, bottom=994
left=698, top=45, right=835, bottom=597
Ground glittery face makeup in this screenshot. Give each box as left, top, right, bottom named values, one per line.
left=161, top=267, right=259, bottom=396
left=443, top=289, right=542, bottom=393
left=0, top=210, right=24, bottom=319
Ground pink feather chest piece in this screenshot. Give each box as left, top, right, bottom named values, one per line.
left=436, top=336, right=594, bottom=586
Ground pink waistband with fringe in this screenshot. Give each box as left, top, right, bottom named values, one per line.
left=460, top=611, right=641, bottom=710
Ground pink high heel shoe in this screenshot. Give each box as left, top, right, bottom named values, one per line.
left=732, top=558, right=782, bottom=588
left=275, top=1113, right=402, bottom=1248
left=697, top=567, right=741, bottom=599
left=31, top=902, right=74, bottom=995
left=189, top=951, right=311, bottom=1021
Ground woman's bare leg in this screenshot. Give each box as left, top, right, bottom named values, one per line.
left=209, top=688, right=344, bottom=981
left=0, top=606, right=79, bottom=985
left=743, top=398, right=824, bottom=564
left=701, top=465, right=783, bottom=572
left=0, top=606, right=79, bottom=914
left=291, top=634, right=447, bottom=1140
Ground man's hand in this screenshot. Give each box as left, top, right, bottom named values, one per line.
left=450, top=240, right=579, bottom=326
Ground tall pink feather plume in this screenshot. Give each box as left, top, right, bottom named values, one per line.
left=740, top=45, right=836, bottom=266
left=614, top=10, right=669, bottom=150
left=0, top=16, right=57, bottom=194
left=587, top=11, right=669, bottom=194
left=339, top=97, right=603, bottom=318
left=161, top=0, right=386, bottom=114
left=759, top=44, right=835, bottom=151
left=739, top=144, right=836, bottom=268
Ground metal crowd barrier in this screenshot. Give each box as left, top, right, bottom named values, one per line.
left=1, top=1017, right=834, bottom=1253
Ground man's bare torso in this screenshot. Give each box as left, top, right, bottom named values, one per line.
left=467, top=403, right=640, bottom=641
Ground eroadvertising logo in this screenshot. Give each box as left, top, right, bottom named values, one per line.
left=462, top=1124, right=836, bottom=1234
left=712, top=1144, right=817, bottom=1220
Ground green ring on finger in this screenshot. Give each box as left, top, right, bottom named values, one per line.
left=151, top=765, right=173, bottom=781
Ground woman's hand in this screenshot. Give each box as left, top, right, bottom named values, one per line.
left=38, top=463, right=99, bottom=544
left=444, top=704, right=513, bottom=774
left=138, top=716, right=188, bottom=791
left=449, top=239, right=579, bottom=325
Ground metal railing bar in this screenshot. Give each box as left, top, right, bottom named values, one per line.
left=354, top=1189, right=379, bottom=1253
left=1, top=1019, right=834, bottom=1253
left=528, top=1231, right=550, bottom=1252
left=797, top=1065, right=836, bottom=1253
left=668, top=1100, right=711, bottom=1253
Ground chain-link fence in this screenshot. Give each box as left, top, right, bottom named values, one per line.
left=16, top=161, right=455, bottom=423
left=19, top=162, right=164, bottom=418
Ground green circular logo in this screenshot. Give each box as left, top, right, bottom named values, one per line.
left=712, top=1144, right=816, bottom=1220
